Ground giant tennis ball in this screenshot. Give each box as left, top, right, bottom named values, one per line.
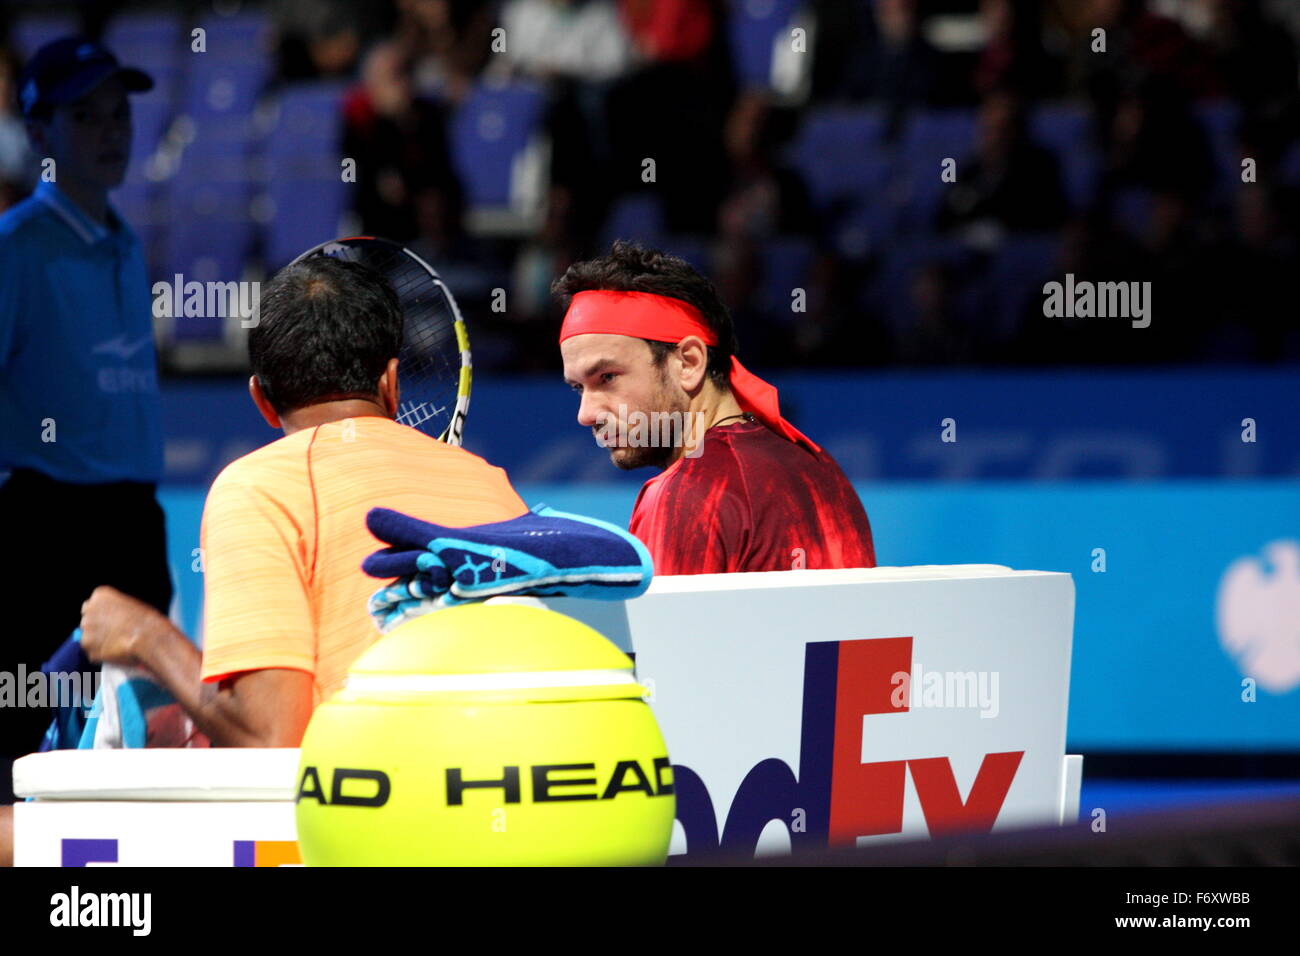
left=295, top=602, right=674, bottom=865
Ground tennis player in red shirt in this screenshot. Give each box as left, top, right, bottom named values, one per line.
left=556, top=241, right=875, bottom=575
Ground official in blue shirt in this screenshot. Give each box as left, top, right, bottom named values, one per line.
left=0, top=37, right=172, bottom=803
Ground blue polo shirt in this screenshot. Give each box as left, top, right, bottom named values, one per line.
left=0, top=181, right=163, bottom=484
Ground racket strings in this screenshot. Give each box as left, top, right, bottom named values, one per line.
left=303, top=239, right=465, bottom=441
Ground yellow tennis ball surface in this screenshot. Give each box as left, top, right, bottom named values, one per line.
left=296, top=603, right=675, bottom=866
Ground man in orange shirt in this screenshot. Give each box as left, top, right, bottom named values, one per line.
left=73, top=255, right=528, bottom=747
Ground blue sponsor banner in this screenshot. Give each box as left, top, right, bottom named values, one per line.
left=159, top=479, right=1300, bottom=753
left=160, top=368, right=1300, bottom=487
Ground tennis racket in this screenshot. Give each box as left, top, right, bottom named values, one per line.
left=289, top=236, right=471, bottom=445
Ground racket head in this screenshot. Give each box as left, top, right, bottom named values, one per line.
left=288, top=236, right=471, bottom=445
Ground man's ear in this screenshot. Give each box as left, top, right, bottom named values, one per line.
left=248, top=376, right=282, bottom=429
left=675, top=335, right=709, bottom=393
left=378, top=357, right=400, bottom=418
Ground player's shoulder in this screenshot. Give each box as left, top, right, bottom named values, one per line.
left=208, top=429, right=315, bottom=500
left=692, top=422, right=848, bottom=494
left=317, top=416, right=503, bottom=470
left=687, top=422, right=798, bottom=476
left=0, top=193, right=56, bottom=244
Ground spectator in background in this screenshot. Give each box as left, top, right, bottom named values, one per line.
left=975, top=0, right=1064, bottom=99
left=604, top=0, right=733, bottom=234
left=342, top=40, right=462, bottom=244
left=0, top=47, right=36, bottom=211
left=1008, top=213, right=1151, bottom=365
left=1096, top=74, right=1216, bottom=213
left=396, top=0, right=503, bottom=103
left=713, top=91, right=824, bottom=364
left=499, top=0, right=634, bottom=82
left=512, top=186, right=580, bottom=318
left=1134, top=188, right=1217, bottom=361
left=275, top=0, right=385, bottom=83
left=810, top=0, right=947, bottom=137
left=937, top=89, right=1069, bottom=243
left=1208, top=184, right=1300, bottom=361
left=1071, top=0, right=1219, bottom=119
left=496, top=0, right=637, bottom=248
left=1201, top=0, right=1300, bottom=170
left=894, top=262, right=979, bottom=366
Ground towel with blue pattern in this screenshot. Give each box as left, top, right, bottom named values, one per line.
left=363, top=503, right=653, bottom=632
left=39, top=630, right=207, bottom=750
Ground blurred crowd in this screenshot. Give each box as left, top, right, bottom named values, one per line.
left=2, top=0, right=1299, bottom=370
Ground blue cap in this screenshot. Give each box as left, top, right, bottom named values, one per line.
left=17, top=36, right=153, bottom=118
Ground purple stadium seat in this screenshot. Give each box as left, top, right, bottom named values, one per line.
left=9, top=16, right=79, bottom=58
left=192, top=11, right=273, bottom=62
left=262, top=83, right=349, bottom=268
left=726, top=0, right=801, bottom=90
left=1192, top=99, right=1242, bottom=203
left=894, top=109, right=979, bottom=234
left=103, top=11, right=183, bottom=71
left=1031, top=105, right=1098, bottom=212
left=987, top=234, right=1063, bottom=341
left=1281, top=140, right=1300, bottom=186
left=114, top=88, right=176, bottom=279
left=759, top=237, right=817, bottom=324
left=786, top=107, right=896, bottom=257
left=865, top=236, right=973, bottom=336
left=448, top=80, right=546, bottom=209
left=1111, top=186, right=1153, bottom=240
left=659, top=235, right=712, bottom=274
left=787, top=107, right=890, bottom=208
left=600, top=193, right=667, bottom=249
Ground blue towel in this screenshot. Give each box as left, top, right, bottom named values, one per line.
left=40, top=630, right=207, bottom=750
left=363, top=503, right=653, bottom=632
left=38, top=631, right=96, bottom=752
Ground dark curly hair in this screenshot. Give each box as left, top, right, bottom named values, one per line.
left=551, top=240, right=738, bottom=389
left=250, top=256, right=403, bottom=415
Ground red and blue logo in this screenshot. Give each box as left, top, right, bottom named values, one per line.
left=672, top=636, right=1024, bottom=859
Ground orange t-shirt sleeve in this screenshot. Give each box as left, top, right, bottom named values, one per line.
left=199, top=465, right=316, bottom=685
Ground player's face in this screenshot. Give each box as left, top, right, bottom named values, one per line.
left=39, top=76, right=132, bottom=189
left=562, top=333, right=689, bottom=470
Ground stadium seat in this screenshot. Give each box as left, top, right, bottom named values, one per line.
left=726, top=0, right=801, bottom=90
left=448, top=80, right=547, bottom=232
left=894, top=109, right=979, bottom=234
left=787, top=107, right=890, bottom=210
left=174, top=11, right=273, bottom=147
left=1193, top=99, right=1243, bottom=204
left=103, top=11, right=185, bottom=109
left=1110, top=186, right=1153, bottom=240
left=111, top=62, right=178, bottom=279
left=758, top=236, right=817, bottom=323
left=1031, top=105, right=1098, bottom=213
left=1281, top=140, right=1300, bottom=186
left=986, top=234, right=1062, bottom=341
left=599, top=193, right=667, bottom=250
left=191, top=10, right=273, bottom=62
left=786, top=107, right=896, bottom=257
left=164, top=134, right=257, bottom=338
left=260, top=82, right=349, bottom=269
left=866, top=235, right=974, bottom=335
left=8, top=15, right=79, bottom=58
left=659, top=235, right=712, bottom=274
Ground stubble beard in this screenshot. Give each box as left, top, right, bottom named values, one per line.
left=604, top=376, right=691, bottom=472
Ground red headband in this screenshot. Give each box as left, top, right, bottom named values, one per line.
left=560, top=290, right=821, bottom=454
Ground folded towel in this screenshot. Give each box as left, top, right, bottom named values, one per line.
left=363, top=503, right=653, bottom=632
